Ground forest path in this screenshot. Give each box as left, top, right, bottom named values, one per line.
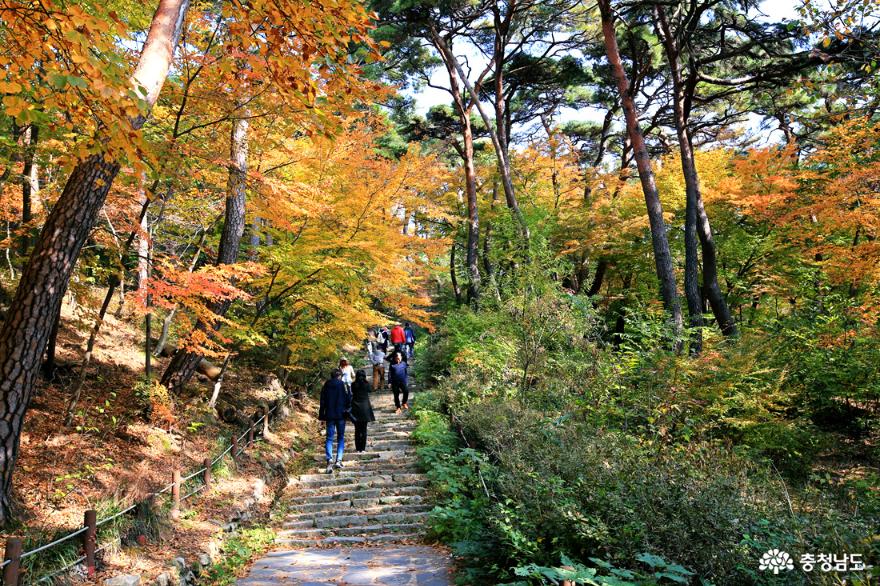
left=237, top=363, right=453, bottom=585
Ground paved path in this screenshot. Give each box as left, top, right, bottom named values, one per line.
left=238, top=364, right=454, bottom=585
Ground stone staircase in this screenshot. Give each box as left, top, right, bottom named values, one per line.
left=277, top=376, right=431, bottom=548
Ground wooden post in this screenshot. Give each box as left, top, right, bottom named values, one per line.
left=247, top=421, right=254, bottom=446
left=171, top=469, right=181, bottom=519
left=261, top=404, right=269, bottom=436
left=202, top=458, right=212, bottom=491
left=84, top=509, right=97, bottom=578
left=231, top=434, right=239, bottom=460
left=3, top=537, right=22, bottom=586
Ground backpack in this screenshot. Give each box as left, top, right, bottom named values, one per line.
left=376, top=330, right=387, bottom=344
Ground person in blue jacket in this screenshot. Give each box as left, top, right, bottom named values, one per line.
left=318, top=368, right=351, bottom=474
left=389, top=352, right=409, bottom=414
left=403, top=322, right=416, bottom=359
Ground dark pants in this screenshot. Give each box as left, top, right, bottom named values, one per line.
left=354, top=421, right=368, bottom=452
left=391, top=380, right=408, bottom=408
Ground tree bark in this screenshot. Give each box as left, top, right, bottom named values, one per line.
left=161, top=113, right=248, bottom=393
left=430, top=27, right=530, bottom=244
left=586, top=259, right=608, bottom=297
left=21, top=125, right=37, bottom=227
left=440, top=36, right=481, bottom=304
left=597, top=0, right=683, bottom=345
left=655, top=6, right=703, bottom=354
left=0, top=0, right=190, bottom=524
left=450, top=242, right=462, bottom=304
left=656, top=6, right=737, bottom=340
left=461, top=114, right=482, bottom=304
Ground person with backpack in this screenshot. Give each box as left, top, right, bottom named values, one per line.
left=389, top=351, right=409, bottom=414
left=375, top=326, right=389, bottom=353
left=403, top=322, right=416, bottom=359
left=369, top=344, right=386, bottom=390
left=350, top=369, right=375, bottom=452
left=318, top=369, right=351, bottom=473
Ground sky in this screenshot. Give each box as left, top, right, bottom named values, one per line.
left=403, top=0, right=804, bottom=132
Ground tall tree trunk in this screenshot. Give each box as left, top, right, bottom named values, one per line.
left=450, top=242, right=462, bottom=304
left=430, top=27, right=530, bottom=244
left=161, top=113, right=248, bottom=393
left=21, top=125, right=37, bottom=226
left=0, top=0, right=190, bottom=524
left=586, top=259, right=609, bottom=297
left=656, top=6, right=737, bottom=340
left=654, top=7, right=702, bottom=353
left=461, top=114, right=482, bottom=304
left=440, top=36, right=481, bottom=304
left=597, top=0, right=683, bottom=345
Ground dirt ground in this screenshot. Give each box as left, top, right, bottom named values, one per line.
left=1, top=293, right=322, bottom=583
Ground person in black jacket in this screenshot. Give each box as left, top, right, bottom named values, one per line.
left=389, top=352, right=409, bottom=413
left=318, top=369, right=351, bottom=474
left=350, top=369, right=375, bottom=452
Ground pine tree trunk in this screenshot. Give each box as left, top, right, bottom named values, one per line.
left=656, top=6, right=737, bottom=341
left=654, top=8, right=703, bottom=353
left=430, top=27, right=529, bottom=244
left=0, top=0, right=190, bottom=524
left=161, top=113, right=248, bottom=393
left=597, top=0, right=683, bottom=345
left=450, top=242, right=462, bottom=304
left=21, top=125, right=37, bottom=226
left=461, top=114, right=482, bottom=304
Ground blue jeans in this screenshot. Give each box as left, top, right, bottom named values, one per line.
left=325, top=419, right=346, bottom=463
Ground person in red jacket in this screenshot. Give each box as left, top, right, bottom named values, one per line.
left=390, top=323, right=406, bottom=349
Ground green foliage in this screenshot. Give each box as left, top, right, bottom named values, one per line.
left=416, top=277, right=879, bottom=584
left=508, top=553, right=694, bottom=586
left=203, top=528, right=276, bottom=586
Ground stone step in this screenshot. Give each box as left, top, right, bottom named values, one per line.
left=293, top=474, right=393, bottom=489
left=295, top=484, right=427, bottom=503
left=285, top=510, right=430, bottom=530
left=288, top=494, right=425, bottom=514
left=275, top=532, right=422, bottom=548
left=295, top=468, right=420, bottom=483
left=279, top=522, right=424, bottom=538
left=284, top=503, right=432, bottom=524
left=311, top=450, right=416, bottom=462
left=295, top=478, right=429, bottom=497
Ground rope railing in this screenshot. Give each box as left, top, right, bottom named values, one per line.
left=2, top=394, right=292, bottom=586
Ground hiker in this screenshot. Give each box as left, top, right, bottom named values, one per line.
left=376, top=326, right=390, bottom=353
left=369, top=343, right=386, bottom=390
left=339, top=357, right=355, bottom=393
left=390, top=323, right=406, bottom=354
left=404, top=322, right=416, bottom=359
left=318, top=368, right=351, bottom=473
left=389, top=351, right=409, bottom=414
left=350, top=369, right=375, bottom=452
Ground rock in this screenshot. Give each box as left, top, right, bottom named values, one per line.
left=155, top=572, right=171, bottom=586
left=104, top=574, right=141, bottom=586
left=198, top=554, right=211, bottom=567
left=253, top=479, right=265, bottom=500
left=172, top=558, right=186, bottom=572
